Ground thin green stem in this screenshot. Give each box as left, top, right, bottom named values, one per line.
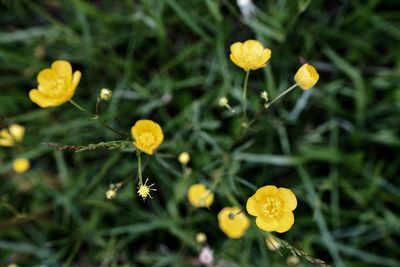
left=242, top=70, right=250, bottom=119
left=69, top=99, right=128, bottom=137
left=266, top=84, right=298, bottom=107
left=136, top=150, right=143, bottom=185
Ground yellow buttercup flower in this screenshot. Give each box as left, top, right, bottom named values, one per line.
left=187, top=183, right=214, bottom=208
left=29, top=60, right=81, bottom=108
left=230, top=40, right=271, bottom=71
left=246, top=185, right=297, bottom=233
left=131, top=119, right=164, bottom=155
left=218, top=207, right=250, bottom=239
left=294, top=63, right=319, bottom=90
left=0, top=124, right=25, bottom=147
left=13, top=158, right=30, bottom=173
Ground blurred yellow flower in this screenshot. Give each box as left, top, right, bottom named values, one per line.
left=195, top=232, right=207, bottom=244
left=0, top=124, right=25, bottom=147
left=218, top=207, right=250, bottom=239
left=246, top=185, right=297, bottom=233
left=131, top=119, right=164, bottom=155
left=29, top=60, right=81, bottom=108
left=230, top=40, right=271, bottom=71
left=13, top=158, right=30, bottom=173
left=187, top=183, right=214, bottom=208
left=294, top=63, right=319, bottom=90
left=178, top=151, right=190, bottom=165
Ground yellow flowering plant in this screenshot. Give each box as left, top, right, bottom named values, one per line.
left=230, top=40, right=271, bottom=71
left=246, top=185, right=297, bottom=233
left=0, top=124, right=25, bottom=147
left=187, top=183, right=214, bottom=208
left=218, top=207, right=250, bottom=239
left=294, top=63, right=320, bottom=90
left=131, top=119, right=164, bottom=155
left=29, top=60, right=81, bottom=108
left=12, top=158, right=30, bottom=173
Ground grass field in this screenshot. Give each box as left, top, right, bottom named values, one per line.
left=1, top=0, right=400, bottom=266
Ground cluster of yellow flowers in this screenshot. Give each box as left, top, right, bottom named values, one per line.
left=0, top=124, right=30, bottom=173
left=24, top=39, right=315, bottom=246
left=28, top=60, right=164, bottom=200
left=230, top=39, right=319, bottom=90
left=186, top=39, right=312, bottom=240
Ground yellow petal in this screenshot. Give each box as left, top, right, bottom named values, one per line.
left=255, top=216, right=278, bottom=232
left=254, top=185, right=278, bottom=201
left=29, top=89, right=58, bottom=108
left=187, top=183, right=214, bottom=208
left=0, top=129, right=13, bottom=147
left=246, top=196, right=259, bottom=216
left=260, top=48, right=272, bottom=64
left=275, top=211, right=295, bottom=233
left=37, top=68, right=56, bottom=85
left=278, top=187, right=297, bottom=211
left=230, top=42, right=243, bottom=58
left=243, top=40, right=264, bottom=56
left=9, top=124, right=25, bottom=142
left=52, top=60, right=72, bottom=80
left=71, top=70, right=82, bottom=92
left=218, top=207, right=250, bottom=239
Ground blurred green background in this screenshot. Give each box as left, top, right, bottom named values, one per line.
left=1, top=0, right=400, bottom=266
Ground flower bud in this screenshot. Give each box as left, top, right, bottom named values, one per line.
left=196, top=232, right=207, bottom=244
left=178, top=151, right=190, bottom=165
left=100, top=88, right=112, bottom=101
left=218, top=97, right=229, bottom=107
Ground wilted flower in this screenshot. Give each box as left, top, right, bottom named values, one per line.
left=230, top=40, right=271, bottom=71
left=294, top=63, right=319, bottom=90
left=0, top=124, right=25, bottom=147
left=218, top=207, right=250, bottom=239
left=12, top=158, right=30, bottom=173
left=29, top=60, right=81, bottom=108
left=187, top=183, right=214, bottom=208
left=131, top=119, right=164, bottom=155
left=137, top=178, right=157, bottom=201
left=246, top=185, right=297, bottom=233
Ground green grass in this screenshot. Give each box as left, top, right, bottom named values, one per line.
left=1, top=0, right=400, bottom=266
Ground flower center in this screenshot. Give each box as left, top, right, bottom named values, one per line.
left=138, top=131, right=155, bottom=147
left=43, top=77, right=69, bottom=97
left=260, top=197, right=282, bottom=218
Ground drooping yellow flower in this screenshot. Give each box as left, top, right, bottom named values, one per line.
left=187, top=183, right=214, bottom=208
left=29, top=60, right=81, bottom=108
left=218, top=207, right=250, bottom=239
left=12, top=158, right=30, bottom=173
left=246, top=185, right=297, bottom=233
left=131, top=119, right=164, bottom=155
left=0, top=124, right=25, bottom=147
left=230, top=40, right=271, bottom=71
left=294, top=63, right=319, bottom=90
